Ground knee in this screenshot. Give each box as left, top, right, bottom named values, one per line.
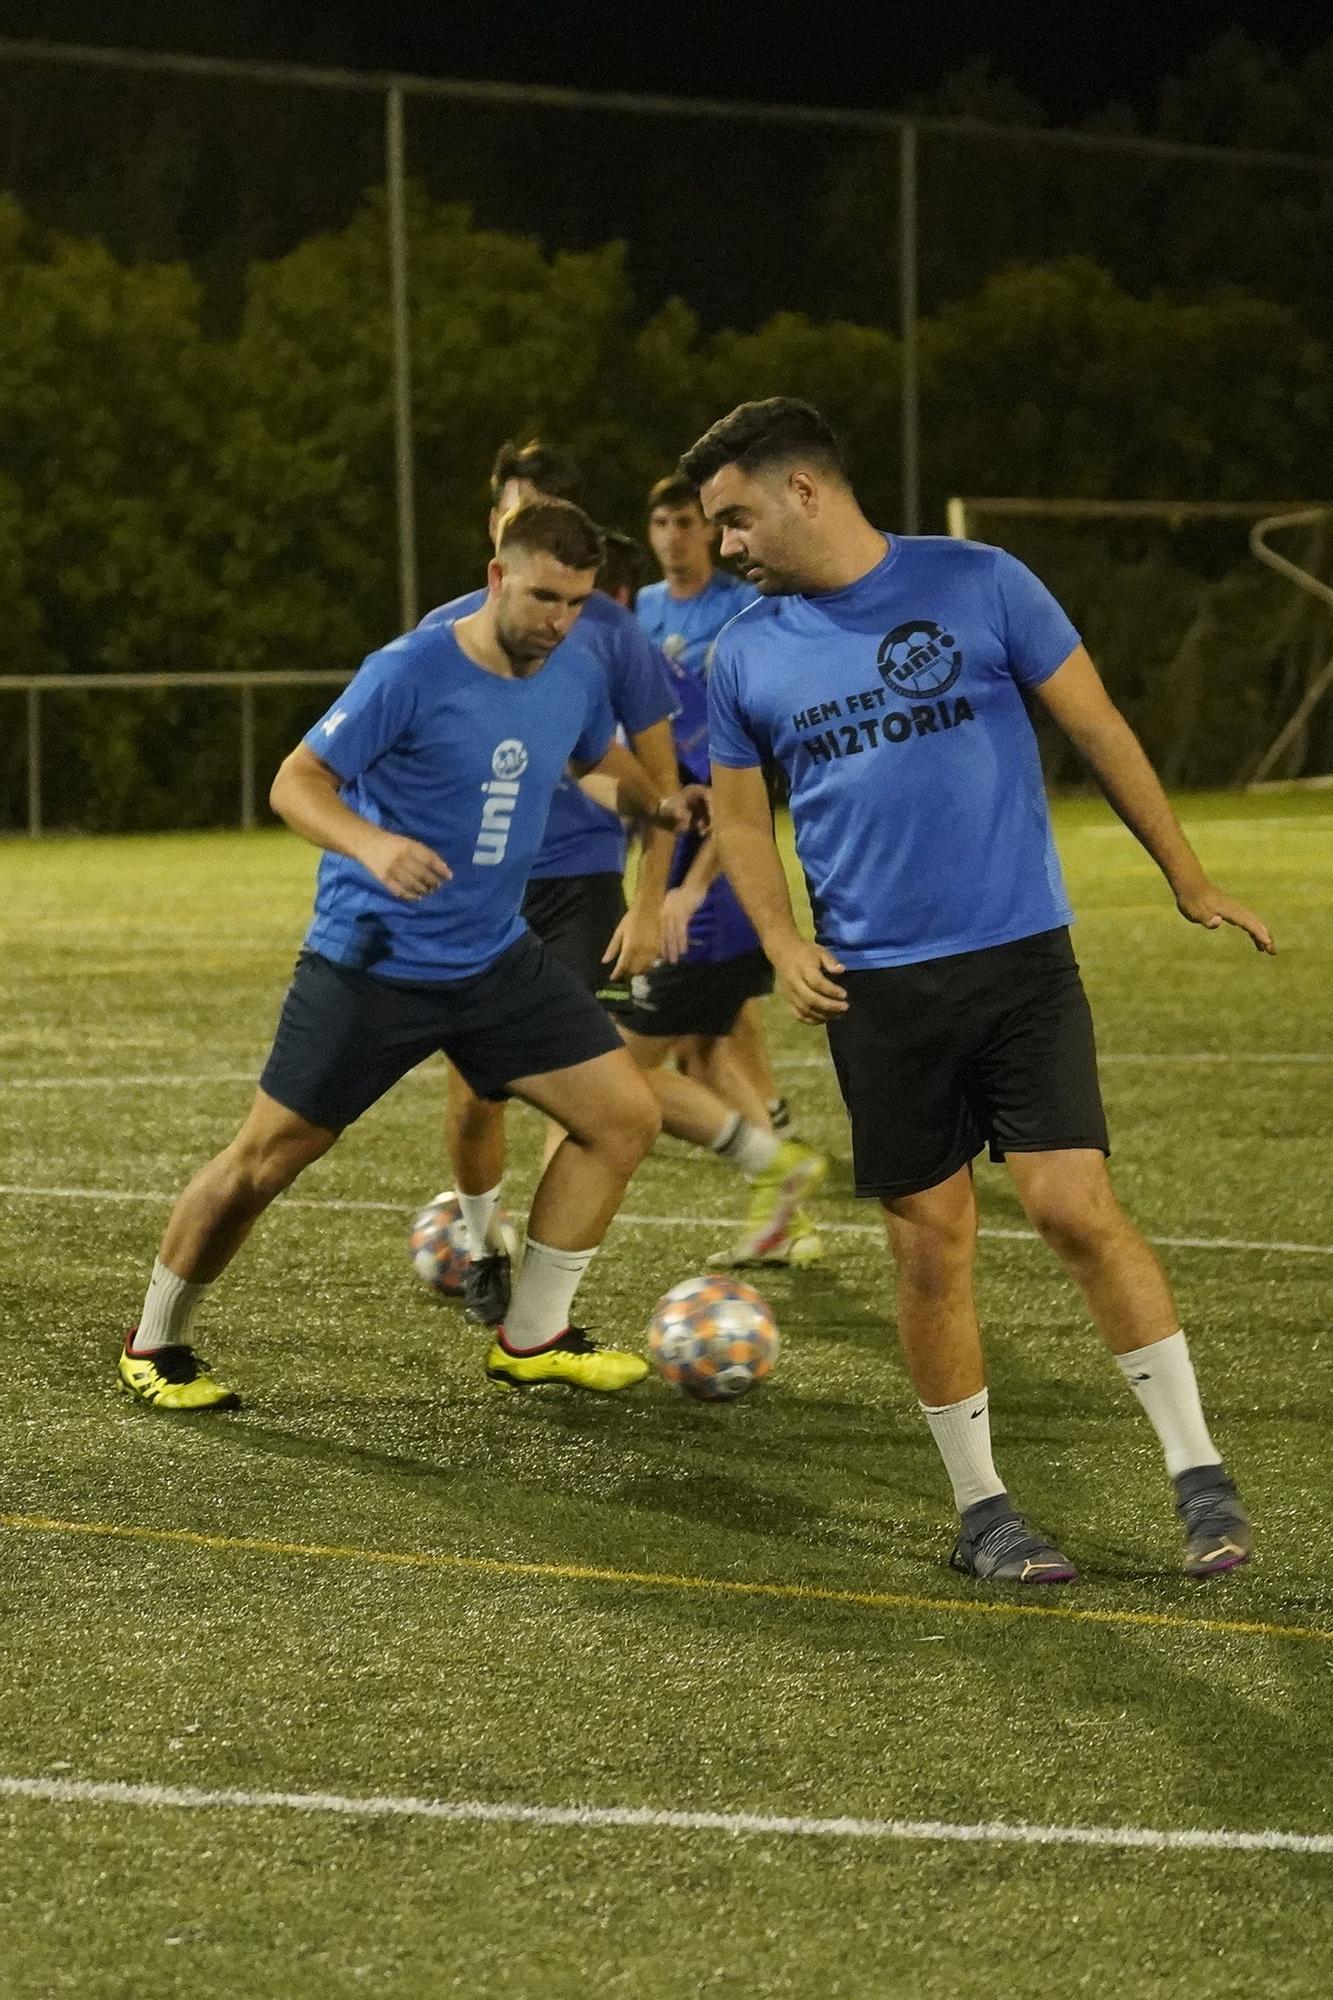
left=599, top=1083, right=662, bottom=1174
left=226, top=1126, right=329, bottom=1205
left=885, top=1195, right=976, bottom=1296
left=1025, top=1175, right=1124, bottom=1261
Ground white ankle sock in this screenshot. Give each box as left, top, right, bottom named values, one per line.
left=132, top=1259, right=208, bottom=1354
left=921, top=1390, right=1007, bottom=1512
left=1115, top=1330, right=1220, bottom=1478
left=501, top=1237, right=597, bottom=1353
left=457, top=1184, right=501, bottom=1261
left=712, top=1114, right=780, bottom=1180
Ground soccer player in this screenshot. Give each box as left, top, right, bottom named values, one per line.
left=636, top=476, right=794, bottom=1139
left=420, top=442, right=682, bottom=1324
left=612, top=637, right=827, bottom=1269
left=118, top=501, right=706, bottom=1410
left=428, top=443, right=816, bottom=1321
left=683, top=396, right=1272, bottom=1585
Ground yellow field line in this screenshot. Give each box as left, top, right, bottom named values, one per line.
left=4, top=1511, right=1328, bottom=1648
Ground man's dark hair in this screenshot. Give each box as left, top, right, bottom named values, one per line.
left=489, top=437, right=583, bottom=506
left=597, top=529, right=647, bottom=602
left=647, top=473, right=704, bottom=518
left=678, top=398, right=848, bottom=490
left=497, top=498, right=604, bottom=574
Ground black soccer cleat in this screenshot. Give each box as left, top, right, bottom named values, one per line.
left=949, top=1492, right=1078, bottom=1585
left=1174, top=1464, right=1252, bottom=1578
left=462, top=1251, right=512, bottom=1327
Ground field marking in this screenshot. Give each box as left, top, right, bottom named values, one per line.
left=3, top=1052, right=1331, bottom=1089
left=2, top=1182, right=1330, bottom=1259
left=2, top=1772, right=1330, bottom=1858
left=3, top=1512, right=1328, bottom=1651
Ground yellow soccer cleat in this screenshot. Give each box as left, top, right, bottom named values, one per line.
left=117, top=1336, right=240, bottom=1411
left=485, top=1327, right=649, bottom=1393
left=708, top=1141, right=828, bottom=1268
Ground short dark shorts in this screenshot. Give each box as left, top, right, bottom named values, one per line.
left=824, top=927, right=1109, bottom=1201
left=259, top=933, right=623, bottom=1128
left=610, top=947, right=775, bottom=1040
left=521, top=872, right=627, bottom=996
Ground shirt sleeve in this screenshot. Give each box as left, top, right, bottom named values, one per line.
left=611, top=618, right=679, bottom=736
left=572, top=670, right=617, bottom=769
left=993, top=549, right=1081, bottom=690
left=303, top=638, right=419, bottom=782
left=707, top=637, right=764, bottom=769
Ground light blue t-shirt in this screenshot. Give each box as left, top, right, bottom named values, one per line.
left=707, top=537, right=1080, bottom=970
left=420, top=589, right=676, bottom=880
left=636, top=570, right=758, bottom=678
left=303, top=621, right=614, bottom=982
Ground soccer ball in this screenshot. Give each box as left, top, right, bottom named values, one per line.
left=409, top=1190, right=518, bottom=1296
left=647, top=1275, right=779, bottom=1402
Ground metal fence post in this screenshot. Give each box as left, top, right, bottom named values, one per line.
left=386, top=83, right=419, bottom=632
left=239, top=682, right=256, bottom=829
left=26, top=686, right=42, bottom=837
left=898, top=118, right=920, bottom=535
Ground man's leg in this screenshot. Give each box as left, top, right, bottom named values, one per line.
left=882, top=1165, right=1078, bottom=1585
left=479, top=1048, right=661, bottom=1391
left=1005, top=1150, right=1250, bottom=1576
left=675, top=1031, right=773, bottom=1130
left=619, top=1023, right=825, bottom=1267
left=120, top=1090, right=337, bottom=1409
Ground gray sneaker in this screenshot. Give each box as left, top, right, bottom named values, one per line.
left=462, top=1251, right=511, bottom=1327
left=1174, top=1465, right=1252, bottom=1578
left=950, top=1493, right=1078, bottom=1585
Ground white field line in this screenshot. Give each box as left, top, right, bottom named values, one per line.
left=2, top=1052, right=1332, bottom=1088
left=0, top=1182, right=1330, bottom=1259
left=1, top=1773, right=1329, bottom=1858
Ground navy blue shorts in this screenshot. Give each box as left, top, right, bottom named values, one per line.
left=259, top=933, right=623, bottom=1130
left=825, top=927, right=1109, bottom=1200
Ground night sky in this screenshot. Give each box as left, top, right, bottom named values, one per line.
left=2, top=0, right=1330, bottom=121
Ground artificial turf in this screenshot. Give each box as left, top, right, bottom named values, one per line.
left=1, top=791, right=1330, bottom=1998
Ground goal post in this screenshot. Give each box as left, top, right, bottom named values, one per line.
left=944, top=496, right=1333, bottom=787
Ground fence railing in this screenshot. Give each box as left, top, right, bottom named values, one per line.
left=0, top=672, right=351, bottom=837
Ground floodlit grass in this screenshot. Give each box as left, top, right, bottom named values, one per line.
left=1, top=792, right=1331, bottom=1999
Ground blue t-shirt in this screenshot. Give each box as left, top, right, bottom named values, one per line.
left=636, top=570, right=758, bottom=678
left=707, top=537, right=1080, bottom=970
left=420, top=589, right=676, bottom=879
left=663, top=656, right=760, bottom=967
left=303, top=621, right=614, bottom=981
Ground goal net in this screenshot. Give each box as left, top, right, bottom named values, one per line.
left=946, top=497, right=1333, bottom=787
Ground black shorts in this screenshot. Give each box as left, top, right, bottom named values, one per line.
left=259, top=934, right=623, bottom=1128
left=611, top=947, right=775, bottom=1040
left=825, top=927, right=1109, bottom=1200
left=521, top=872, right=627, bottom=995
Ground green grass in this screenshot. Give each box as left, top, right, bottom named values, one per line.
left=1, top=792, right=1331, bottom=1999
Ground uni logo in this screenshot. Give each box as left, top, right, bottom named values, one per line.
left=472, top=739, right=529, bottom=865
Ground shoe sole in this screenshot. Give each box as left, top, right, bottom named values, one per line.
left=484, top=1367, right=643, bottom=1394
left=1185, top=1546, right=1252, bottom=1579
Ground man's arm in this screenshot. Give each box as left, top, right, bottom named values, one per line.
left=269, top=743, right=451, bottom=901
left=658, top=830, right=724, bottom=964
left=1035, top=646, right=1274, bottom=953
left=604, top=719, right=681, bottom=978
left=710, top=763, right=847, bottom=1022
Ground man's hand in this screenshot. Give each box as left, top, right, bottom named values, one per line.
left=361, top=830, right=452, bottom=901
left=772, top=937, right=848, bottom=1023
left=1176, top=880, right=1275, bottom=955
left=660, top=882, right=707, bottom=964
left=602, top=903, right=661, bottom=981
left=653, top=784, right=711, bottom=836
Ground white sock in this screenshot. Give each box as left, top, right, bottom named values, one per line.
left=131, top=1258, right=209, bottom=1354
left=712, top=1114, right=780, bottom=1179
left=1115, top=1330, right=1220, bottom=1478
left=457, top=1184, right=502, bottom=1261
left=501, top=1237, right=598, bottom=1353
left=921, top=1390, right=1007, bottom=1513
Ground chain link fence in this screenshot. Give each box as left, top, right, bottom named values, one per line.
left=2, top=37, right=1332, bottom=827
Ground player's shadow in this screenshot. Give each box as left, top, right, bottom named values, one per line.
left=172, top=1403, right=472, bottom=1501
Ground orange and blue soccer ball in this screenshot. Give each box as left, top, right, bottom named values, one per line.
left=647, top=1275, right=779, bottom=1401
left=409, top=1190, right=518, bottom=1296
